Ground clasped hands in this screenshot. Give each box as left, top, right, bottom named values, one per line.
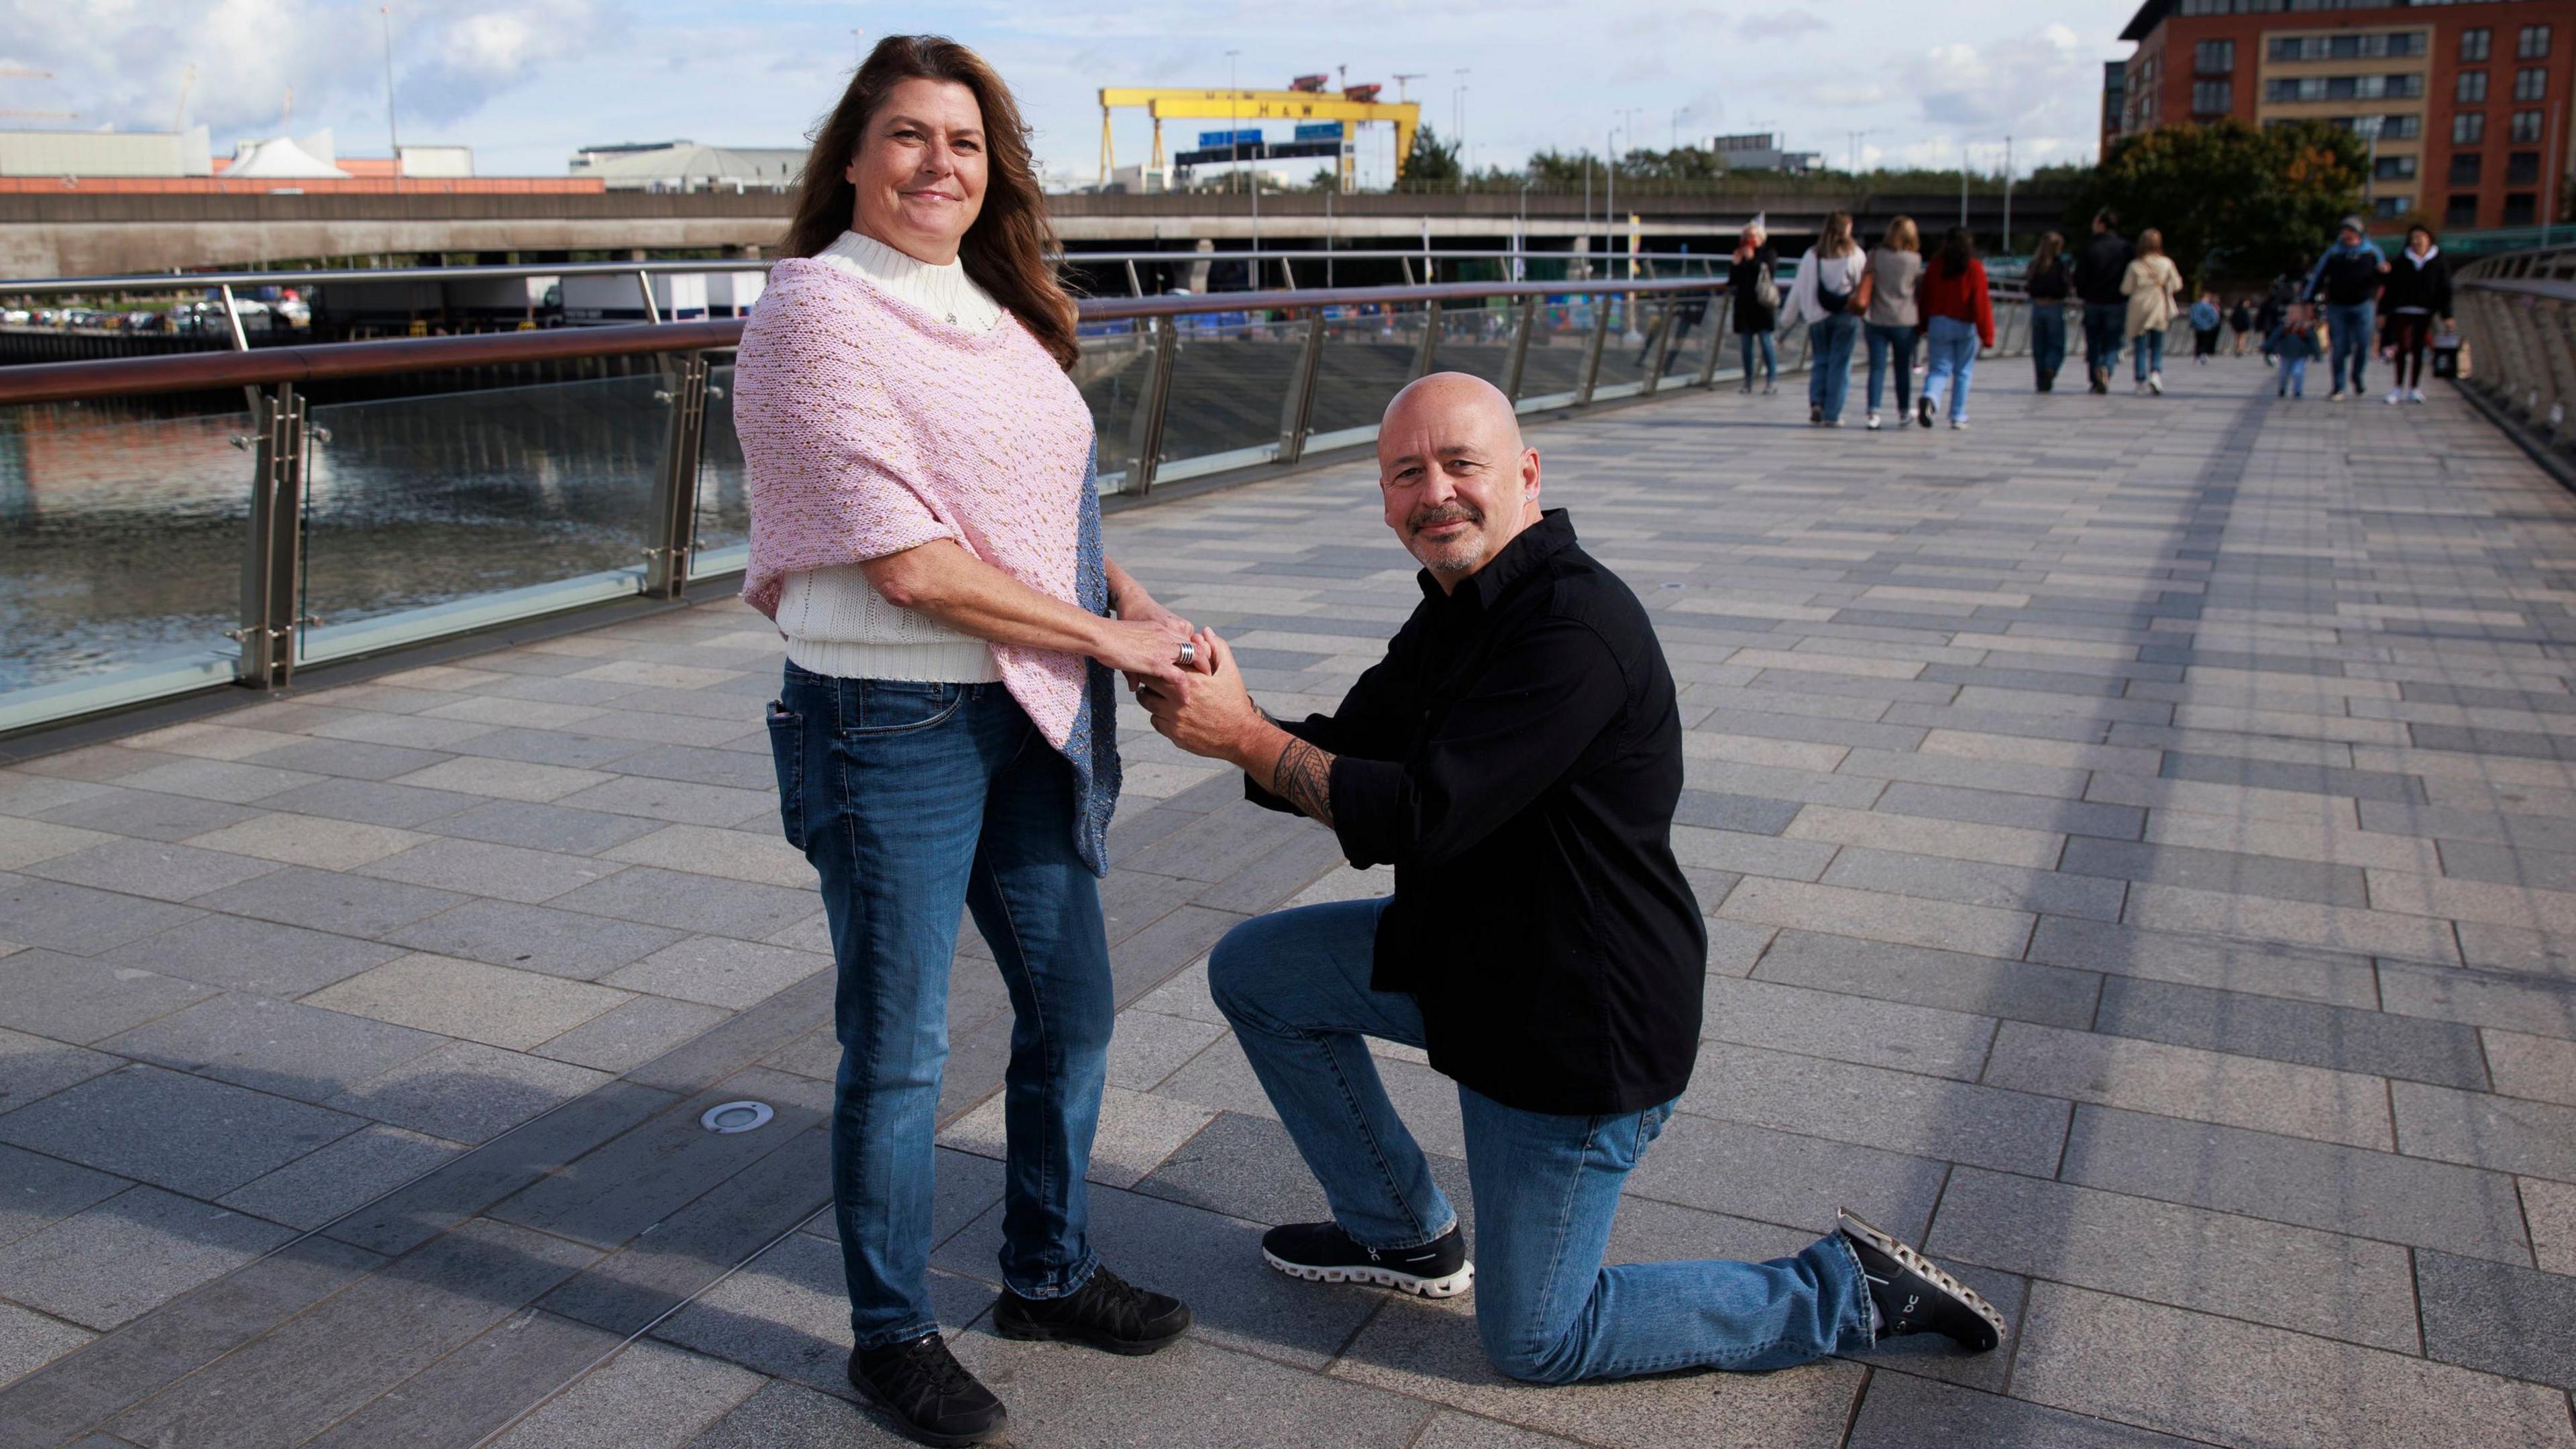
left=1124, top=627, right=1270, bottom=769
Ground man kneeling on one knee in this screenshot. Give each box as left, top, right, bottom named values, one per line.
left=1136, top=372, right=2004, bottom=1385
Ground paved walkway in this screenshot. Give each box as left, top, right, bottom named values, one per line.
left=3, top=356, right=2575, bottom=1448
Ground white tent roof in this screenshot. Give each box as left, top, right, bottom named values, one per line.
left=225, top=135, right=349, bottom=180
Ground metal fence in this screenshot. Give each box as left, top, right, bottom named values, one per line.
left=0, top=268, right=2040, bottom=737
left=2453, top=246, right=2576, bottom=454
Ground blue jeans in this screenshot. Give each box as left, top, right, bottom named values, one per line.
left=1808, top=313, right=1860, bottom=422
left=1208, top=899, right=1874, bottom=1383
left=769, top=663, right=1116, bottom=1350
left=1923, top=315, right=1979, bottom=423
left=2031, top=306, right=2068, bottom=386
left=2082, top=301, right=2125, bottom=377
left=1738, top=329, right=1776, bottom=383
left=2282, top=355, right=2310, bottom=396
left=2326, top=301, right=2375, bottom=392
left=1864, top=321, right=1917, bottom=414
left=2131, top=327, right=2165, bottom=381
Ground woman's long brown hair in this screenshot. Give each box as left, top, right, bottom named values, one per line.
left=781, top=35, right=1079, bottom=369
left=1819, top=211, right=1857, bottom=258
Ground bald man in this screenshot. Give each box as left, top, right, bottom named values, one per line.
left=1136, top=374, right=2004, bottom=1385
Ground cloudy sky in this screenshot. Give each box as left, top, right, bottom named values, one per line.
left=0, top=0, right=2139, bottom=184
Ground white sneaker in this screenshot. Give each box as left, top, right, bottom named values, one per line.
left=1866, top=413, right=1882, bottom=430
left=2148, top=371, right=2164, bottom=395
left=2385, top=389, right=2404, bottom=405
left=2408, top=386, right=2426, bottom=403
left=2329, top=390, right=2347, bottom=401
left=1949, top=417, right=1969, bottom=430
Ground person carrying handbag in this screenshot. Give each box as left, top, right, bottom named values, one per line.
left=1784, top=211, right=1870, bottom=426
left=1731, top=217, right=1782, bottom=394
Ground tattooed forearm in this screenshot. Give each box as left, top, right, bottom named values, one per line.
left=1271, top=737, right=1337, bottom=827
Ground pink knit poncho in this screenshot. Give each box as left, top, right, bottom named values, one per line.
left=734, top=257, right=1097, bottom=747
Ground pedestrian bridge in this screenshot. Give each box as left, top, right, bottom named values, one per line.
left=2, top=345, right=2575, bottom=1446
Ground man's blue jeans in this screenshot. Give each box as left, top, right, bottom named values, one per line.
left=1864, top=321, right=1917, bottom=415
left=2031, top=306, right=2068, bottom=387
left=1808, top=313, right=1860, bottom=423
left=1207, top=899, right=1875, bottom=1383
left=769, top=663, right=1115, bottom=1350
left=2326, top=301, right=2375, bottom=392
left=1738, top=329, right=1776, bottom=384
left=1923, top=315, right=1979, bottom=423
left=2082, top=301, right=2125, bottom=378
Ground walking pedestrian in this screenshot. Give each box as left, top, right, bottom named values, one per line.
left=2265, top=300, right=2324, bottom=398
left=1782, top=211, right=1870, bottom=427
left=1731, top=217, right=1780, bottom=395
left=2305, top=215, right=2390, bottom=400
left=2228, top=296, right=2254, bottom=356
left=737, top=34, right=1198, bottom=1445
left=1915, top=225, right=1994, bottom=429
left=1863, top=215, right=1922, bottom=430
left=2072, top=209, right=2134, bottom=393
left=2121, top=229, right=2183, bottom=394
left=2254, top=285, right=2284, bottom=366
left=2379, top=223, right=2453, bottom=405
left=2025, top=230, right=2073, bottom=392
left=2189, top=292, right=2221, bottom=364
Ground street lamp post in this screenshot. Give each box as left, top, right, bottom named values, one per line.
left=2359, top=114, right=2383, bottom=224
left=1226, top=50, right=1240, bottom=197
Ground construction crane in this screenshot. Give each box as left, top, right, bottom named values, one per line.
left=0, top=65, right=74, bottom=121
left=1099, top=83, right=1419, bottom=193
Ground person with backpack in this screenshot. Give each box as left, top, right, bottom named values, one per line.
left=2304, top=215, right=2391, bottom=400
left=2070, top=209, right=2135, bottom=394
left=1862, top=215, right=1923, bottom=430
left=2024, top=231, right=2074, bottom=392
left=2189, top=292, right=2222, bottom=364
left=1914, top=226, right=1994, bottom=429
left=2379, top=224, right=2453, bottom=404
left=1731, top=217, right=1781, bottom=395
left=1782, top=211, right=1870, bottom=427
left=2121, top=228, right=2184, bottom=395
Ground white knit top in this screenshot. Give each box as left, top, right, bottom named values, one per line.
left=775, top=230, right=1010, bottom=683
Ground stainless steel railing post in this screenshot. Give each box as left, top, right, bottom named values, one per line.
left=643, top=350, right=711, bottom=598
left=1500, top=294, right=1537, bottom=403
left=1409, top=299, right=1444, bottom=380
left=233, top=383, right=309, bottom=689
left=1640, top=299, right=1678, bottom=396
left=1698, top=292, right=1730, bottom=387
left=1125, top=315, right=1179, bottom=497
left=1277, top=309, right=1327, bottom=464
left=1575, top=292, right=1612, bottom=405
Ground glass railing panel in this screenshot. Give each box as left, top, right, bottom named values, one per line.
left=1156, top=313, right=1307, bottom=480
left=1590, top=297, right=1666, bottom=398
left=1075, top=321, right=1152, bottom=494
left=1303, top=303, right=1430, bottom=448
left=691, top=358, right=747, bottom=579
left=0, top=398, right=254, bottom=729
left=1517, top=294, right=1601, bottom=407
left=1656, top=292, right=1719, bottom=387
left=297, top=373, right=667, bottom=663
left=1436, top=302, right=1517, bottom=389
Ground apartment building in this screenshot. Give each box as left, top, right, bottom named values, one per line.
left=2110, top=0, right=2576, bottom=231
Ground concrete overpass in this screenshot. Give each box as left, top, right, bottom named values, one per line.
left=0, top=186, right=2074, bottom=278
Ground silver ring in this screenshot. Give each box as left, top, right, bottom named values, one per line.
left=1175, top=641, right=1198, bottom=667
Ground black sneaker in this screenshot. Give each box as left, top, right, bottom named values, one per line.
left=1836, top=1208, right=2005, bottom=1353
left=1915, top=395, right=1933, bottom=429
left=1809, top=402, right=1823, bottom=424
left=1260, top=1220, right=1473, bottom=1297
left=994, top=1264, right=1190, bottom=1356
left=848, top=1333, right=1006, bottom=1447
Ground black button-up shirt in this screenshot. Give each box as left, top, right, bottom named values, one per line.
left=1248, top=510, right=1705, bottom=1114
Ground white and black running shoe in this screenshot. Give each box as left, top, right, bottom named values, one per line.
left=1260, top=1221, right=1473, bottom=1298
left=1836, top=1208, right=2005, bottom=1353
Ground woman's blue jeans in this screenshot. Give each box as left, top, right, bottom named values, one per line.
left=1864, top=322, right=1917, bottom=415
left=1923, top=315, right=1980, bottom=422
left=2031, top=306, right=2068, bottom=387
left=1207, top=899, right=1874, bottom=1383
left=1808, top=313, right=1860, bottom=422
left=1738, top=329, right=1776, bottom=383
left=768, top=663, right=1115, bottom=1350
left=2131, top=326, right=2166, bottom=381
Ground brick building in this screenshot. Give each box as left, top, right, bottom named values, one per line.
left=2109, top=0, right=2576, bottom=231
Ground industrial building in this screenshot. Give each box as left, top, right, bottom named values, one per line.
left=567, top=141, right=808, bottom=193
left=2108, top=0, right=2576, bottom=230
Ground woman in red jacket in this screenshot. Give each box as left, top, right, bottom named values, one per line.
left=1913, top=226, right=1996, bottom=429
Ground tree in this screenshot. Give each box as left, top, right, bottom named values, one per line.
left=1405, top=123, right=1461, bottom=182
left=2070, top=119, right=2365, bottom=290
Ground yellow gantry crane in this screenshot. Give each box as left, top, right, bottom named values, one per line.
left=1098, top=80, right=1420, bottom=192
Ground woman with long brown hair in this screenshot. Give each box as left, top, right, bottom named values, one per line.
left=1782, top=211, right=1869, bottom=425
left=736, top=34, right=1194, bottom=1444
left=2024, top=231, right=2073, bottom=390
